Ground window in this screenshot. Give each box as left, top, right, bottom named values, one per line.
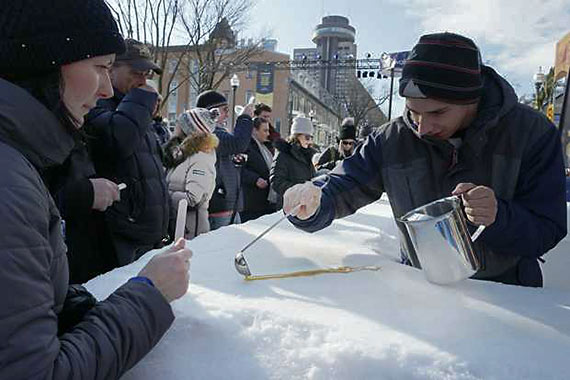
left=245, top=90, right=254, bottom=105
left=168, top=80, right=178, bottom=114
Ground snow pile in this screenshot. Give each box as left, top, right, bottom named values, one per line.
left=86, top=199, right=570, bottom=380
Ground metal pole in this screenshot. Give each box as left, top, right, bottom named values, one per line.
left=388, top=68, right=395, bottom=120
left=231, top=86, right=237, bottom=131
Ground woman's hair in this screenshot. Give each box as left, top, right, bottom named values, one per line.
left=287, top=133, right=304, bottom=145
left=6, top=70, right=80, bottom=135
left=253, top=117, right=268, bottom=130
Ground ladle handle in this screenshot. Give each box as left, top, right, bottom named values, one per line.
left=470, top=225, right=485, bottom=242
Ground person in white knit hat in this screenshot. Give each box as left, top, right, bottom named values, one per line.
left=270, top=116, right=317, bottom=209
left=163, top=108, right=220, bottom=239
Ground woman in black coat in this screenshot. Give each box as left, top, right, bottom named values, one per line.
left=241, top=117, right=277, bottom=222
left=270, top=116, right=317, bottom=209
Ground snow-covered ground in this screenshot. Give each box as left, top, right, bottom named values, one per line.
left=86, top=199, right=570, bottom=380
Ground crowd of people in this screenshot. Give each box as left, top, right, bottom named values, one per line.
left=0, top=0, right=566, bottom=377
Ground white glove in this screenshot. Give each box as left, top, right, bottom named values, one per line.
left=283, top=181, right=321, bottom=220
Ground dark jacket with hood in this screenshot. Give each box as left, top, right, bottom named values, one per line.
left=43, top=139, right=118, bottom=284
left=270, top=139, right=317, bottom=209
left=208, top=114, right=253, bottom=214
left=290, top=67, right=567, bottom=287
left=84, top=88, right=170, bottom=264
left=0, top=78, right=173, bottom=379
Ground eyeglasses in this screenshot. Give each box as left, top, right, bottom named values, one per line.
left=341, top=140, right=355, bottom=146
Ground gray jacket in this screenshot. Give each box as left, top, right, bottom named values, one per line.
left=0, top=78, right=174, bottom=379
left=167, top=150, right=217, bottom=239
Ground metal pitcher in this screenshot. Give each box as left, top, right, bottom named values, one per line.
left=399, top=196, right=484, bottom=285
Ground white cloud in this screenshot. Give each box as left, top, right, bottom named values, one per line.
left=396, top=0, right=570, bottom=94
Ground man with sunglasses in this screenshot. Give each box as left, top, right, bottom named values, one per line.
left=283, top=32, right=566, bottom=287
left=315, top=117, right=357, bottom=173
left=84, top=39, right=172, bottom=267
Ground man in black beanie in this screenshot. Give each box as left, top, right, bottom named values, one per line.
left=284, top=32, right=567, bottom=288
left=195, top=89, right=254, bottom=229
left=315, top=117, right=357, bottom=172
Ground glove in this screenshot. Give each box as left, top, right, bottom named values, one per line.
left=283, top=181, right=321, bottom=220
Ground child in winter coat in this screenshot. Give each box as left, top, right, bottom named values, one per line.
left=164, top=108, right=219, bottom=239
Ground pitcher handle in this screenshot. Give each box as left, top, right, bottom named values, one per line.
left=470, top=225, right=485, bottom=242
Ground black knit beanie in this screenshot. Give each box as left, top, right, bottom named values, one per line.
left=339, top=117, right=356, bottom=140
left=196, top=90, right=228, bottom=110
left=399, top=32, right=483, bottom=102
left=0, top=0, right=125, bottom=79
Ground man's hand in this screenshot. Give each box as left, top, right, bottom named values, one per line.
left=283, top=181, right=321, bottom=220
left=452, top=183, right=497, bottom=226
left=90, top=178, right=120, bottom=211
left=138, top=238, right=192, bottom=303
left=256, top=178, right=269, bottom=189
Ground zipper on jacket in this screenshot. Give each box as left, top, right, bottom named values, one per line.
left=449, top=147, right=458, bottom=170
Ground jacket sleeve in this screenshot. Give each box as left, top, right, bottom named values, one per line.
left=481, top=121, right=567, bottom=258
left=56, top=178, right=94, bottom=220
left=270, top=152, right=295, bottom=197
left=214, top=115, right=253, bottom=156
left=289, top=133, right=385, bottom=232
left=0, top=179, right=173, bottom=379
left=242, top=146, right=262, bottom=186
left=84, top=88, right=157, bottom=160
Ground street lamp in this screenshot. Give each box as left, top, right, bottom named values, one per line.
left=230, top=73, right=240, bottom=129
left=533, top=66, right=545, bottom=111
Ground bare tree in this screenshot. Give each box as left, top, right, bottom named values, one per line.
left=106, top=0, right=185, bottom=106
left=340, top=77, right=389, bottom=129
left=179, top=0, right=264, bottom=93
left=106, top=0, right=262, bottom=108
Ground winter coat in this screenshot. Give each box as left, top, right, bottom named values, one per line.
left=315, top=145, right=342, bottom=171
left=208, top=114, right=253, bottom=214
left=241, top=137, right=276, bottom=215
left=290, top=66, right=567, bottom=287
left=43, top=139, right=117, bottom=284
left=165, top=137, right=217, bottom=239
left=270, top=139, right=317, bottom=209
left=84, top=88, right=170, bottom=264
left=0, top=78, right=173, bottom=379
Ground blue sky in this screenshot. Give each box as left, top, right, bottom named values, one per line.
left=244, top=0, right=570, bottom=118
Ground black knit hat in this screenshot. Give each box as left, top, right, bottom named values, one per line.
left=339, top=118, right=356, bottom=140
left=399, top=32, right=483, bottom=102
left=0, top=0, right=125, bottom=78
left=196, top=90, right=228, bottom=110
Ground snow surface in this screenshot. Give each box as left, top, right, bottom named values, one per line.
left=86, top=199, right=570, bottom=380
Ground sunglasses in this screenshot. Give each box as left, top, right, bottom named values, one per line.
left=341, top=140, right=355, bottom=146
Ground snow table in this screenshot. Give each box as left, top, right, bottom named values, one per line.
left=86, top=199, right=570, bottom=379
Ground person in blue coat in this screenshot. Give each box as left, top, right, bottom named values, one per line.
left=283, top=32, right=567, bottom=287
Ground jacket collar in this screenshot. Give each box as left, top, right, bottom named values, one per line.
left=0, top=78, right=75, bottom=169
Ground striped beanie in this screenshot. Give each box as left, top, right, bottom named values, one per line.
left=399, top=32, right=483, bottom=102
left=178, top=108, right=217, bottom=135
